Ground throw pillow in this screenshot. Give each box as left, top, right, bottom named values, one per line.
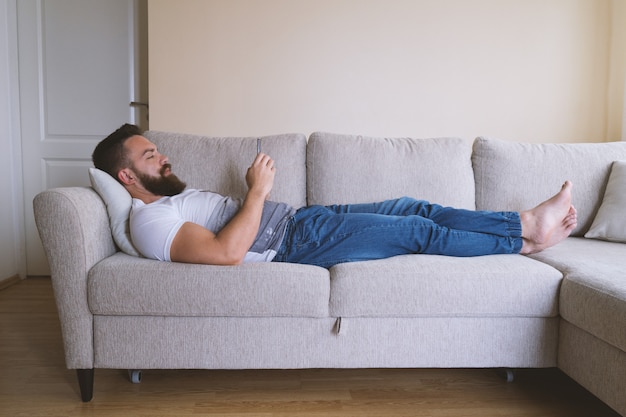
left=585, top=160, right=626, bottom=243
left=88, top=168, right=141, bottom=256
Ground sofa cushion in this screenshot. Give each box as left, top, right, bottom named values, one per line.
left=88, top=253, right=330, bottom=317
left=329, top=254, right=562, bottom=318
left=472, top=137, right=626, bottom=236
left=307, top=132, right=475, bottom=209
left=88, top=168, right=141, bottom=257
left=145, top=131, right=308, bottom=209
left=585, top=160, right=626, bottom=243
left=529, top=238, right=626, bottom=353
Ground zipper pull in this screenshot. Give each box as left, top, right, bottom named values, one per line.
left=334, top=317, right=342, bottom=335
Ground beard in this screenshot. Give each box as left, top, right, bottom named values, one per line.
left=135, top=164, right=187, bottom=196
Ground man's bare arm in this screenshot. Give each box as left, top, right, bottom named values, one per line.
left=169, top=153, right=275, bottom=265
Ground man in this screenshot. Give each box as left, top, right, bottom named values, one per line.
left=92, top=124, right=577, bottom=268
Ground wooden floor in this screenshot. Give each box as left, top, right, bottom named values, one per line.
left=0, top=277, right=621, bottom=417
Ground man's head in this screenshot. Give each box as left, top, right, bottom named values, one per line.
left=92, top=123, right=140, bottom=179
left=93, top=124, right=186, bottom=199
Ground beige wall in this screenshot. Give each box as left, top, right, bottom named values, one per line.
left=149, top=0, right=622, bottom=143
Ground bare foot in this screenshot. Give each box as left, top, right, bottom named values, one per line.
left=520, top=181, right=577, bottom=254
left=522, top=205, right=577, bottom=254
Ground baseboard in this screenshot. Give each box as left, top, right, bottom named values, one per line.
left=0, top=274, right=21, bottom=291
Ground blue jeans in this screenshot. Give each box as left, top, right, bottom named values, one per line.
left=273, top=197, right=523, bottom=268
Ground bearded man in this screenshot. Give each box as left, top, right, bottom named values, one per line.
left=92, top=124, right=577, bottom=268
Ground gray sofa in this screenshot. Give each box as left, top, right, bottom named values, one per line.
left=33, top=131, right=626, bottom=414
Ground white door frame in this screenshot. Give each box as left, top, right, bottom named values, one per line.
left=1, top=0, right=27, bottom=281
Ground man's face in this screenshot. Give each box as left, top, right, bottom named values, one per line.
left=123, top=135, right=187, bottom=196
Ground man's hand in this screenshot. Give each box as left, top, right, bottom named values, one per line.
left=246, top=153, right=275, bottom=200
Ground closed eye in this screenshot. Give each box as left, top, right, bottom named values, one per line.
left=143, top=148, right=157, bottom=159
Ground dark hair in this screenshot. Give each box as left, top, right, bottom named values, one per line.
left=92, top=124, right=143, bottom=181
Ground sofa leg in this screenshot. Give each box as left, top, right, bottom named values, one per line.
left=76, top=369, right=94, bottom=402
left=498, top=368, right=515, bottom=382
left=128, top=369, right=142, bottom=384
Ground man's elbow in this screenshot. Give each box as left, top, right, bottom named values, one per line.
left=220, top=254, right=245, bottom=266
left=213, top=249, right=246, bottom=266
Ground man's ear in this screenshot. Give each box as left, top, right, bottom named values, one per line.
left=117, top=168, right=135, bottom=186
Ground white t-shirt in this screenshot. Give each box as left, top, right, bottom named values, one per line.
left=130, top=189, right=294, bottom=262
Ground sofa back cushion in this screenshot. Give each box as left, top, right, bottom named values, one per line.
left=307, top=132, right=476, bottom=209
left=472, top=137, right=626, bottom=236
left=145, top=131, right=308, bottom=208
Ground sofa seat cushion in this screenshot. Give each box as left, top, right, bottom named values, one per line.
left=88, top=253, right=330, bottom=318
left=329, top=254, right=562, bottom=318
left=529, top=238, right=626, bottom=353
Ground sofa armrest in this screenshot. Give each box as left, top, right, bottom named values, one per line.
left=33, top=187, right=117, bottom=369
